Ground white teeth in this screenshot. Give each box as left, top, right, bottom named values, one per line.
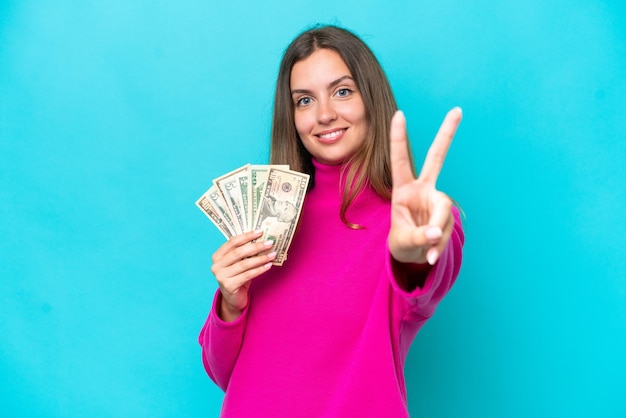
left=318, top=129, right=344, bottom=140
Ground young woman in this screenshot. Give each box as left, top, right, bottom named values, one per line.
left=199, top=25, right=464, bottom=417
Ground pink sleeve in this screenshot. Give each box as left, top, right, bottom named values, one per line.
left=387, top=206, right=465, bottom=321
left=198, top=290, right=248, bottom=391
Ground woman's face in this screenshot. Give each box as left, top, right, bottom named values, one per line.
left=290, top=48, right=368, bottom=165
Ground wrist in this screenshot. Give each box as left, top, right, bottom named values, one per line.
left=218, top=297, right=245, bottom=322
left=391, top=256, right=431, bottom=291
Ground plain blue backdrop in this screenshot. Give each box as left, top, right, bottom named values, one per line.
left=1, top=1, right=625, bottom=417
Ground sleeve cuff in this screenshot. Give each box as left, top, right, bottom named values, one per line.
left=210, top=290, right=249, bottom=329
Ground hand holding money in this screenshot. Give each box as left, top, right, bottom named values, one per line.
left=209, top=229, right=276, bottom=321
left=196, top=164, right=310, bottom=265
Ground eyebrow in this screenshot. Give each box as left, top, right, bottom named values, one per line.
left=291, top=75, right=355, bottom=95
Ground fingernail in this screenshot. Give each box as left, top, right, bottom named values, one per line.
left=425, top=227, right=442, bottom=241
left=267, top=251, right=277, bottom=259
left=264, top=240, right=274, bottom=247
left=427, top=248, right=439, bottom=265
left=254, top=229, right=263, bottom=235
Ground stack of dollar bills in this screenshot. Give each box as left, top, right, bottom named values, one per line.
left=196, top=164, right=310, bottom=266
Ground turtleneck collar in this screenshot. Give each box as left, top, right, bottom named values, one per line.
left=310, top=157, right=383, bottom=203
left=306, top=158, right=388, bottom=228
left=311, top=158, right=344, bottom=185
left=308, top=158, right=344, bottom=203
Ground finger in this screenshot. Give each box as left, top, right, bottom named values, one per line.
left=212, top=229, right=264, bottom=261
left=390, top=110, right=415, bottom=188
left=216, top=238, right=274, bottom=271
left=427, top=212, right=455, bottom=265
left=217, top=250, right=276, bottom=319
left=419, top=107, right=462, bottom=186
left=214, top=248, right=276, bottom=290
left=389, top=225, right=428, bottom=264
left=423, top=193, right=452, bottom=265
left=427, top=192, right=453, bottom=236
left=390, top=209, right=434, bottom=249
left=224, top=251, right=277, bottom=288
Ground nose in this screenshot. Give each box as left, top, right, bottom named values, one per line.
left=317, top=99, right=337, bottom=124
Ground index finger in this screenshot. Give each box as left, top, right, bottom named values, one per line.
left=212, top=229, right=264, bottom=261
left=389, top=110, right=415, bottom=188
left=418, top=107, right=462, bottom=185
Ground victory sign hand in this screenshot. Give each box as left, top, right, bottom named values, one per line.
left=388, top=107, right=462, bottom=266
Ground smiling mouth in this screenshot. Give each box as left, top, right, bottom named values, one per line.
left=316, top=129, right=346, bottom=142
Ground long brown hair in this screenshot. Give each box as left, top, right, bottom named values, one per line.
left=270, top=25, right=415, bottom=228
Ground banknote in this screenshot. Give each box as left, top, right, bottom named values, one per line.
left=205, top=184, right=238, bottom=236
left=195, top=194, right=235, bottom=239
left=214, top=164, right=250, bottom=234
left=196, top=164, right=309, bottom=266
left=252, top=167, right=310, bottom=265
left=249, top=164, right=289, bottom=227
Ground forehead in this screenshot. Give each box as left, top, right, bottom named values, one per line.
left=290, top=48, right=353, bottom=88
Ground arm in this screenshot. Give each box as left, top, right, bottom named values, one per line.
left=199, top=229, right=276, bottom=389
left=389, top=206, right=464, bottom=318
left=198, top=291, right=249, bottom=390
left=387, top=108, right=464, bottom=316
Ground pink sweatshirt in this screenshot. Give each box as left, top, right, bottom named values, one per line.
left=199, top=159, right=464, bottom=417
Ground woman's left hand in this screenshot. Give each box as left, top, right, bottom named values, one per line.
left=388, top=107, right=462, bottom=266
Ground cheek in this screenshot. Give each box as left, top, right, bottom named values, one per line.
left=352, top=104, right=367, bottom=125
left=338, top=101, right=367, bottom=126
left=294, top=112, right=314, bottom=140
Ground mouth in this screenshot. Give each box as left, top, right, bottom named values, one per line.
left=315, top=128, right=346, bottom=144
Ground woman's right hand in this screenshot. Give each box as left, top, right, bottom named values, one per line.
left=210, top=229, right=276, bottom=322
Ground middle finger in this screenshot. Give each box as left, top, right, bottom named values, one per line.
left=418, top=107, right=462, bottom=186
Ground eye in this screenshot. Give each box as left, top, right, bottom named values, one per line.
left=296, top=96, right=312, bottom=107
left=336, top=88, right=352, bottom=97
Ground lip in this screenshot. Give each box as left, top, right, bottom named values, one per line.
left=314, top=128, right=346, bottom=144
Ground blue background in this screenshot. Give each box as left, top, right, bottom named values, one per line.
left=1, top=1, right=625, bottom=417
